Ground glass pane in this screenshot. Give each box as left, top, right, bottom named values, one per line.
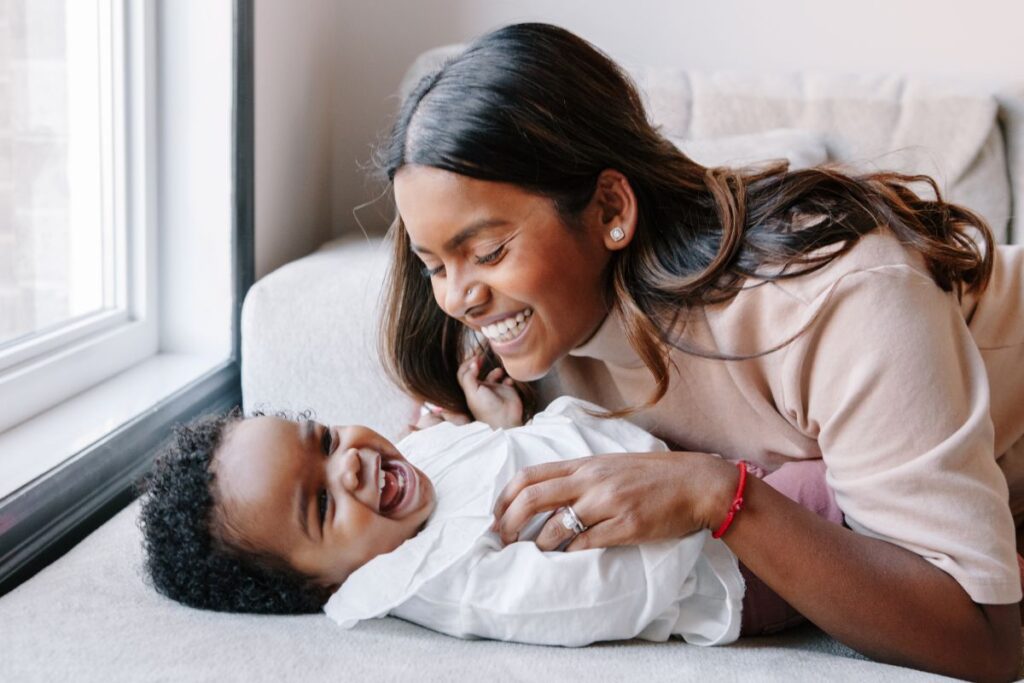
left=0, top=0, right=113, bottom=348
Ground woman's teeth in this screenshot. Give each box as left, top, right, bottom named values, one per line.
left=481, top=308, right=532, bottom=343
left=378, top=470, right=385, bottom=492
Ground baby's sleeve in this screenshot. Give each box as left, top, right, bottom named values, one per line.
left=782, top=265, right=1020, bottom=604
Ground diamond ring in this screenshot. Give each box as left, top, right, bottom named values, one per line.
left=560, top=505, right=587, bottom=535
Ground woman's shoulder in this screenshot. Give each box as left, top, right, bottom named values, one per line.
left=762, top=229, right=933, bottom=306
left=699, top=229, right=939, bottom=354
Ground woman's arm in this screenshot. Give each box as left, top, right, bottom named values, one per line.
left=727, top=464, right=1020, bottom=682
left=493, top=451, right=1020, bottom=681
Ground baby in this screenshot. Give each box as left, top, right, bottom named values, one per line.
left=139, top=358, right=839, bottom=645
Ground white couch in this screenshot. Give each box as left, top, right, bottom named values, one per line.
left=2, top=47, right=1022, bottom=681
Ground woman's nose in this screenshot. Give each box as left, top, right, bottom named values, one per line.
left=443, top=274, right=488, bottom=319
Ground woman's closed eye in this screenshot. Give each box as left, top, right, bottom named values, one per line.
left=419, top=243, right=507, bottom=279
left=421, top=263, right=444, bottom=279
left=474, top=243, right=506, bottom=266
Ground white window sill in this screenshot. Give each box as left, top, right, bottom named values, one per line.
left=0, top=352, right=225, bottom=500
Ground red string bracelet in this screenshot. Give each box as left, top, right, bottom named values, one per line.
left=711, top=460, right=748, bottom=539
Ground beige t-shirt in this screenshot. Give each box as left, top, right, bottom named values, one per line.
left=551, top=230, right=1023, bottom=605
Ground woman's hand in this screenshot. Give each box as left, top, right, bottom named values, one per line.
left=491, top=450, right=737, bottom=551
left=457, top=353, right=524, bottom=429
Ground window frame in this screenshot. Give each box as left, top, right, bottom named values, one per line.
left=0, top=0, right=254, bottom=595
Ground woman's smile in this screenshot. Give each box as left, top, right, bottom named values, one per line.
left=477, top=307, right=532, bottom=345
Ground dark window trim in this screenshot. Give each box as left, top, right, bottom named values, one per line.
left=0, top=0, right=254, bottom=596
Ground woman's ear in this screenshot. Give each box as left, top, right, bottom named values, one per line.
left=590, top=169, right=637, bottom=251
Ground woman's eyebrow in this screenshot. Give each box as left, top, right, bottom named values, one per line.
left=410, top=218, right=510, bottom=255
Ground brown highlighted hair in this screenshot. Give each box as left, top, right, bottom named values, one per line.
left=377, top=23, right=993, bottom=415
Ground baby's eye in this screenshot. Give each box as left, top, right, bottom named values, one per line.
left=318, top=489, right=329, bottom=525
left=321, top=425, right=332, bottom=455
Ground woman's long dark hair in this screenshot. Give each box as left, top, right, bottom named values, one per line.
left=378, top=22, right=993, bottom=414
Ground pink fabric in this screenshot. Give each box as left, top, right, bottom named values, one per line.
left=761, top=459, right=845, bottom=526
left=740, top=459, right=843, bottom=636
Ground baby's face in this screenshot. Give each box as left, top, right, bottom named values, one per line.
left=214, top=416, right=435, bottom=588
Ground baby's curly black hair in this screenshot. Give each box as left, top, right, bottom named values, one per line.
left=137, top=410, right=331, bottom=613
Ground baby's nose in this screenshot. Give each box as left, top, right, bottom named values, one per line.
left=338, top=448, right=361, bottom=492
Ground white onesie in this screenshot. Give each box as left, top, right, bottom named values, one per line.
left=323, top=397, right=744, bottom=647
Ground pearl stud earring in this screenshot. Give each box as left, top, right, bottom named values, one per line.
left=610, top=226, right=625, bottom=242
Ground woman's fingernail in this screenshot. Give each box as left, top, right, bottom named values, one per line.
left=424, top=402, right=443, bottom=414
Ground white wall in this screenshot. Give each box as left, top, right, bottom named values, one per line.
left=256, top=0, right=1024, bottom=265
left=254, top=0, right=337, bottom=278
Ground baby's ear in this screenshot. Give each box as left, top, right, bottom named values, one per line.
left=312, top=580, right=340, bottom=605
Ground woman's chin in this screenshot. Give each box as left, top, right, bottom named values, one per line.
left=501, top=355, right=554, bottom=383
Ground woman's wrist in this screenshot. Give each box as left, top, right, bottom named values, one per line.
left=697, top=455, right=744, bottom=533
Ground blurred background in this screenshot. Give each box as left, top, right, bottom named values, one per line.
left=257, top=0, right=1024, bottom=277
left=4, top=0, right=1023, bottom=341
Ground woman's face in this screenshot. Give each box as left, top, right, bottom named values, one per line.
left=394, top=165, right=614, bottom=381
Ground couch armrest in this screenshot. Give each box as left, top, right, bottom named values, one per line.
left=241, top=237, right=416, bottom=440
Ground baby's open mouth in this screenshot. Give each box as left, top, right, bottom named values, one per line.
left=378, top=457, right=412, bottom=516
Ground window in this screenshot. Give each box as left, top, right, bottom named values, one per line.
left=0, top=0, right=253, bottom=594
left=0, top=0, right=157, bottom=433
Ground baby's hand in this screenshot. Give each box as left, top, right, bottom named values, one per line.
left=410, top=403, right=471, bottom=432
left=457, top=354, right=524, bottom=429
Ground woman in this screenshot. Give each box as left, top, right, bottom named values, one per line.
left=377, top=23, right=1023, bottom=680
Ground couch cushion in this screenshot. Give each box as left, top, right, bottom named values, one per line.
left=670, top=128, right=828, bottom=170
left=241, top=237, right=416, bottom=440
left=636, top=69, right=1010, bottom=243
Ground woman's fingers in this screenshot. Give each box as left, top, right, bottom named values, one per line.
left=492, top=460, right=585, bottom=542
left=493, top=451, right=723, bottom=551
left=492, top=459, right=579, bottom=522
left=484, top=367, right=505, bottom=384
left=494, top=477, right=576, bottom=544
left=533, top=505, right=597, bottom=552
left=564, top=517, right=625, bottom=552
